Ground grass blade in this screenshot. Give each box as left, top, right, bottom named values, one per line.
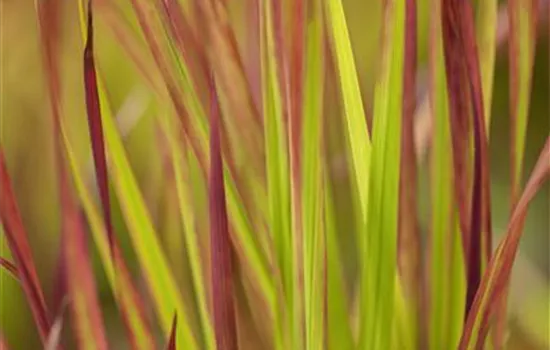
left=83, top=0, right=114, bottom=254
left=0, top=149, right=51, bottom=343
left=324, top=179, right=353, bottom=350
left=76, top=1, right=198, bottom=347
left=166, top=314, right=178, bottom=350
left=428, top=1, right=466, bottom=348
left=301, top=2, right=325, bottom=348
left=475, top=0, right=498, bottom=130
left=325, top=0, right=371, bottom=220
left=362, top=1, right=406, bottom=348
left=260, top=0, right=293, bottom=347
left=502, top=0, right=540, bottom=346
left=157, top=105, right=215, bottom=349
left=59, top=188, right=108, bottom=350
left=441, top=0, right=492, bottom=315
left=61, top=125, right=156, bottom=349
left=509, top=0, right=540, bottom=207
left=209, top=78, right=238, bottom=350
left=460, top=138, right=550, bottom=350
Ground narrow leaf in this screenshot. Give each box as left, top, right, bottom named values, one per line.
left=509, top=0, right=540, bottom=207
left=58, top=155, right=108, bottom=350
left=475, top=0, right=498, bottom=130
left=301, top=2, right=325, bottom=349
left=260, top=0, right=293, bottom=347
left=209, top=77, right=238, bottom=350
left=83, top=0, right=114, bottom=255
left=61, top=124, right=156, bottom=349
left=427, top=1, right=466, bottom=348
left=325, top=0, right=371, bottom=220
left=0, top=149, right=51, bottom=343
left=441, top=0, right=492, bottom=315
left=76, top=2, right=198, bottom=347
left=362, top=1, right=406, bottom=349
left=460, top=138, right=550, bottom=350
left=166, top=314, right=178, bottom=350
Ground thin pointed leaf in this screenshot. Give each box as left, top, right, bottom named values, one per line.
left=428, top=2, right=466, bottom=348
left=157, top=106, right=215, bottom=349
left=460, top=138, right=550, bottom=350
left=83, top=0, right=114, bottom=255
left=441, top=0, right=492, bottom=315
left=325, top=0, right=371, bottom=220
left=362, top=1, right=406, bottom=349
left=76, top=2, right=198, bottom=347
left=509, top=0, right=540, bottom=207
left=0, top=149, right=51, bottom=343
left=260, top=0, right=293, bottom=347
left=61, top=125, right=156, bottom=349
left=475, top=0, right=498, bottom=130
left=209, top=78, right=238, bottom=350
left=58, top=154, right=108, bottom=350
left=301, top=2, right=325, bottom=349
left=166, top=314, right=178, bottom=350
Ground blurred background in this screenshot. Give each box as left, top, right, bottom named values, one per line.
left=0, top=0, right=548, bottom=348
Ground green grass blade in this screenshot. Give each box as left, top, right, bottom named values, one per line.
left=362, top=1, right=405, bottom=348
left=158, top=113, right=215, bottom=350
left=301, top=2, right=325, bottom=349
left=509, top=0, right=540, bottom=205
left=475, top=0, right=498, bottom=131
left=260, top=0, right=292, bottom=347
left=324, top=180, right=354, bottom=350
left=325, top=0, right=371, bottom=220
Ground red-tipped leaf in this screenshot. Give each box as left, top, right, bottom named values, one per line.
left=165, top=314, right=178, bottom=350
left=84, top=0, right=114, bottom=254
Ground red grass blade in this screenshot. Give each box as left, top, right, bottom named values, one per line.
left=460, top=137, right=550, bottom=349
left=165, top=314, right=178, bottom=350
left=440, top=0, right=473, bottom=257
left=84, top=0, right=114, bottom=255
left=398, top=0, right=424, bottom=347
left=441, top=0, right=492, bottom=316
left=0, top=257, right=19, bottom=281
left=0, top=150, right=51, bottom=343
left=209, top=77, right=238, bottom=350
